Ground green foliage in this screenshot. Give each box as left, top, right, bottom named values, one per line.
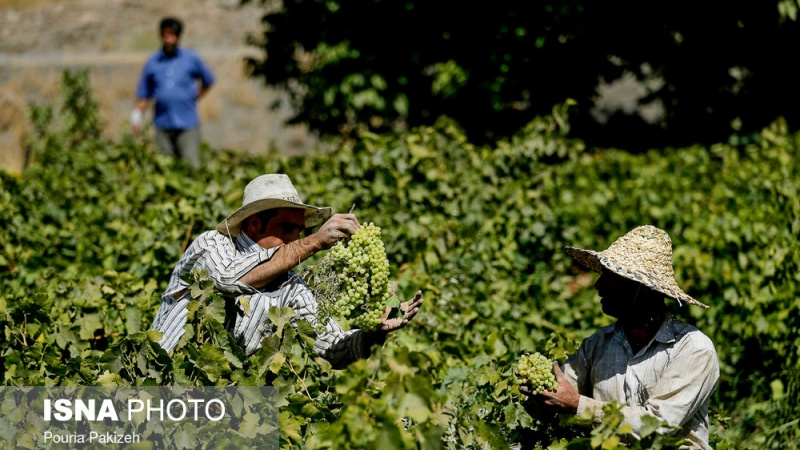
left=245, top=0, right=800, bottom=151
left=1, top=69, right=799, bottom=448
left=778, top=0, right=800, bottom=21
left=555, top=402, right=688, bottom=450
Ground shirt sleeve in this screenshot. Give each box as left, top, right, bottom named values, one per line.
left=192, top=232, right=278, bottom=296
left=136, top=57, right=155, bottom=99
left=287, top=282, right=367, bottom=369
left=575, top=341, right=720, bottom=438
left=192, top=53, right=215, bottom=88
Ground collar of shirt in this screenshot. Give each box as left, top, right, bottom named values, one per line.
left=601, top=313, right=679, bottom=355
left=601, top=314, right=678, bottom=338
left=652, top=314, right=680, bottom=344
left=236, top=231, right=262, bottom=253
left=156, top=48, right=182, bottom=61
left=235, top=231, right=283, bottom=256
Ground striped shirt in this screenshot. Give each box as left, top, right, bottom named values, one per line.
left=150, top=230, right=367, bottom=368
left=562, top=314, right=719, bottom=450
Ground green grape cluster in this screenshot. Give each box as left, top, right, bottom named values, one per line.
left=321, top=222, right=391, bottom=331
left=515, top=352, right=558, bottom=395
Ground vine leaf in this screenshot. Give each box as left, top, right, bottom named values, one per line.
left=268, top=306, right=297, bottom=339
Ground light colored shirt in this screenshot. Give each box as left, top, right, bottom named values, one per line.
left=562, top=314, right=719, bottom=449
left=150, top=230, right=367, bottom=369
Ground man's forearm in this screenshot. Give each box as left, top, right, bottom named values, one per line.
left=238, top=235, right=323, bottom=288
left=362, top=331, right=388, bottom=352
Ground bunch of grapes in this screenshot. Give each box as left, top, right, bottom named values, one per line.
left=307, top=222, right=392, bottom=332
left=515, top=352, right=558, bottom=395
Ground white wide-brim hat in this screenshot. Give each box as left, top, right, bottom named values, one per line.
left=563, top=225, right=709, bottom=308
left=217, top=174, right=332, bottom=237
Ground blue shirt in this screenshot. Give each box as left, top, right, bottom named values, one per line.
left=136, top=48, right=215, bottom=130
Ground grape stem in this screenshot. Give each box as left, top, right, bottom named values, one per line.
left=288, top=358, right=312, bottom=399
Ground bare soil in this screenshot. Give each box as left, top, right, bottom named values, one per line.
left=0, top=0, right=316, bottom=175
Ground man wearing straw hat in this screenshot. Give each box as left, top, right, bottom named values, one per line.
left=520, top=225, right=719, bottom=449
left=150, top=173, right=423, bottom=368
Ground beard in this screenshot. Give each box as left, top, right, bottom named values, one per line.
left=163, top=43, right=177, bottom=56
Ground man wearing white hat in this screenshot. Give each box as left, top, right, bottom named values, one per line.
left=150, top=173, right=423, bottom=368
left=520, top=225, right=719, bottom=449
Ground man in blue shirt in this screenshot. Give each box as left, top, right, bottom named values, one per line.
left=132, top=17, right=215, bottom=169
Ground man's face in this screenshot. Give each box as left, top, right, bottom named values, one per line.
left=161, top=28, right=180, bottom=54
left=251, top=208, right=305, bottom=249
left=593, top=269, right=645, bottom=319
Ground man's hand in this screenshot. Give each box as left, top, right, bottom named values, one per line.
left=312, top=213, right=360, bottom=250
left=361, top=284, right=423, bottom=350
left=131, top=100, right=149, bottom=136
left=519, top=363, right=580, bottom=414
left=131, top=108, right=143, bottom=136
left=377, top=288, right=423, bottom=333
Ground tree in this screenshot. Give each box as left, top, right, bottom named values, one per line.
left=245, top=0, right=800, bottom=150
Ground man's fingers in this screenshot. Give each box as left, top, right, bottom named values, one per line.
left=375, top=289, right=424, bottom=333
left=322, top=214, right=360, bottom=239
left=316, top=217, right=354, bottom=249
left=380, top=293, right=422, bottom=331
left=332, top=213, right=360, bottom=233
left=380, top=317, right=405, bottom=332
left=342, top=213, right=361, bottom=228
left=328, top=229, right=348, bottom=240
left=519, top=385, right=533, bottom=397
left=379, top=305, right=392, bottom=321
left=552, top=362, right=566, bottom=380
left=401, top=290, right=424, bottom=311
left=403, top=306, right=421, bottom=321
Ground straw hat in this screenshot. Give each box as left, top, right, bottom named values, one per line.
left=563, top=225, right=708, bottom=308
left=216, top=174, right=332, bottom=237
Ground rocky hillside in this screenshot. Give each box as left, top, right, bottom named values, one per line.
left=0, top=0, right=316, bottom=174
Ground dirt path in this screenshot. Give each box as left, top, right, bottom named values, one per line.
left=0, top=0, right=314, bottom=175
